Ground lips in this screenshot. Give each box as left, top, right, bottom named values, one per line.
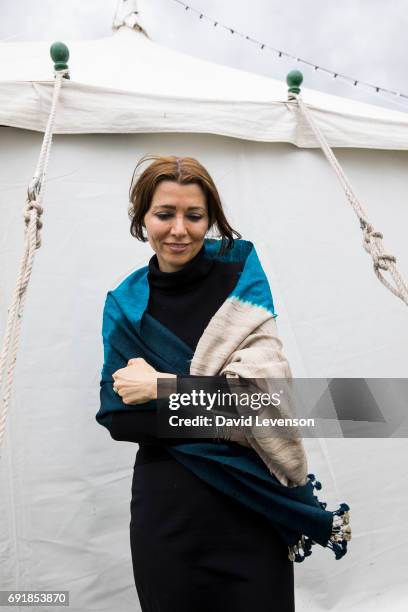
left=165, top=243, right=190, bottom=253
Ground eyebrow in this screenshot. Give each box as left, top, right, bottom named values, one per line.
left=152, top=204, right=206, bottom=211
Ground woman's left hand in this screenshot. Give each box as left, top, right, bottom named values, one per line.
left=112, top=357, right=176, bottom=405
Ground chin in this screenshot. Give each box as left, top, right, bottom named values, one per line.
left=167, top=254, right=190, bottom=265
left=158, top=242, right=202, bottom=270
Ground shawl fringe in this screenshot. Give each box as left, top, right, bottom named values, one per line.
left=288, top=473, right=352, bottom=562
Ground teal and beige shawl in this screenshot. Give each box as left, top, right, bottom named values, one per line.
left=96, top=238, right=351, bottom=562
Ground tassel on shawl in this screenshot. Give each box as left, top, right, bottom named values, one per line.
left=288, top=473, right=352, bottom=563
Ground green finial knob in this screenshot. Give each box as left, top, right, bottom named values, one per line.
left=50, top=42, right=70, bottom=77
left=286, top=70, right=303, bottom=95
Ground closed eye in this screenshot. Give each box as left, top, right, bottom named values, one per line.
left=155, top=213, right=203, bottom=221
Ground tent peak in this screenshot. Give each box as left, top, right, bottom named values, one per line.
left=112, top=0, right=149, bottom=38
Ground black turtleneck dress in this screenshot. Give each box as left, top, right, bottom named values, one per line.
left=111, top=245, right=295, bottom=612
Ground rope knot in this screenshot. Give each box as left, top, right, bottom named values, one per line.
left=363, top=224, right=383, bottom=243
left=23, top=200, right=43, bottom=248
left=295, top=96, right=408, bottom=307
left=23, top=200, right=43, bottom=228
left=373, top=253, right=397, bottom=271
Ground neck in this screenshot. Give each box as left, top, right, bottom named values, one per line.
left=148, top=243, right=213, bottom=293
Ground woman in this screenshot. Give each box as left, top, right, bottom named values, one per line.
left=96, top=155, right=351, bottom=612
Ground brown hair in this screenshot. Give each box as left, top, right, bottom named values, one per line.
left=128, top=154, right=241, bottom=254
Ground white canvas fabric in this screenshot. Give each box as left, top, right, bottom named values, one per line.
left=1, top=26, right=408, bottom=147
left=1, top=19, right=408, bottom=612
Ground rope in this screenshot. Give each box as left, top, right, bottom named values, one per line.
left=0, top=68, right=69, bottom=457
left=292, top=93, right=408, bottom=307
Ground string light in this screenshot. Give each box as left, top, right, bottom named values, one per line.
left=170, top=0, right=408, bottom=110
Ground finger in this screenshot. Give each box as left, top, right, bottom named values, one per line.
left=112, top=369, right=124, bottom=379
left=122, top=391, right=135, bottom=404
left=128, top=357, right=143, bottom=366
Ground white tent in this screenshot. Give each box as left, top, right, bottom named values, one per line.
left=1, top=6, right=407, bottom=611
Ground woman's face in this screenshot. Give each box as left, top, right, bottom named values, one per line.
left=143, top=180, right=209, bottom=273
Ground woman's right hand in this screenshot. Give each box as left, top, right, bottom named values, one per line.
left=112, top=357, right=176, bottom=404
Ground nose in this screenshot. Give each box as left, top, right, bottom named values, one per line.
left=169, top=215, right=188, bottom=238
